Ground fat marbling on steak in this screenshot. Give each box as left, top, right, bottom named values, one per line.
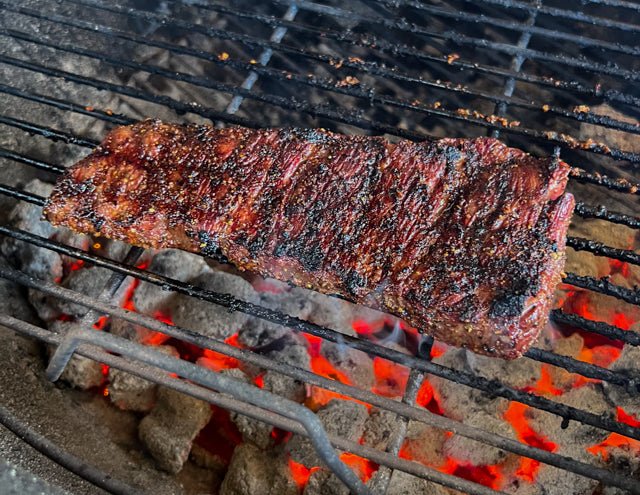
left=44, top=119, right=574, bottom=359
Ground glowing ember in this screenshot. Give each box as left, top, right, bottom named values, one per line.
left=339, top=452, right=378, bottom=482
left=288, top=458, right=320, bottom=490
left=68, top=259, right=84, bottom=272
left=525, top=365, right=563, bottom=396
left=92, top=315, right=109, bottom=330
left=441, top=458, right=503, bottom=490
left=609, top=259, right=630, bottom=278
left=587, top=407, right=640, bottom=461
left=199, top=333, right=243, bottom=372
left=371, top=357, right=408, bottom=398
left=194, top=405, right=243, bottom=465
left=504, top=402, right=557, bottom=482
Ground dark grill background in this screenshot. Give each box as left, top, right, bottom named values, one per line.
left=0, top=1, right=639, bottom=494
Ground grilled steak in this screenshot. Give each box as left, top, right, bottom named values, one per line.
left=44, top=119, right=574, bottom=359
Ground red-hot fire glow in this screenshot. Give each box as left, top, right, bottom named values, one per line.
left=199, top=333, right=243, bottom=372
left=441, top=458, right=503, bottom=490
left=504, top=402, right=558, bottom=482
left=194, top=405, right=243, bottom=465
left=339, top=453, right=378, bottom=482
left=288, top=458, right=320, bottom=490
left=372, top=357, right=409, bottom=398
left=587, top=407, right=640, bottom=461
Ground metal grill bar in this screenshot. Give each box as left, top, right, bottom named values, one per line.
left=1, top=265, right=638, bottom=493
left=581, top=0, right=640, bottom=9
left=0, top=148, right=67, bottom=174
left=224, top=4, right=298, bottom=115
left=64, top=0, right=640, bottom=109
left=0, top=54, right=253, bottom=128
left=244, top=0, right=640, bottom=81
left=376, top=0, right=640, bottom=56
left=469, top=0, right=640, bottom=32
left=0, top=314, right=514, bottom=495
left=564, top=273, right=640, bottom=307
left=0, top=82, right=132, bottom=126
left=567, top=237, right=640, bottom=266
left=2, top=25, right=640, bottom=166
left=570, top=168, right=640, bottom=194
left=19, top=1, right=639, bottom=137
left=574, top=202, right=640, bottom=229
left=1, top=224, right=638, bottom=443
left=0, top=114, right=97, bottom=147
left=550, top=309, right=640, bottom=347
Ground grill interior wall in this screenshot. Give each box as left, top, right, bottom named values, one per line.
left=0, top=0, right=639, bottom=494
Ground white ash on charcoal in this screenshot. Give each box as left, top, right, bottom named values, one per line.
left=214, top=368, right=275, bottom=450
left=429, top=349, right=505, bottom=419
left=306, top=289, right=387, bottom=337
left=109, top=317, right=165, bottom=347
left=1, top=180, right=64, bottom=321
left=50, top=266, right=132, bottom=318
left=384, top=470, right=453, bottom=495
left=596, top=443, right=640, bottom=484
left=133, top=249, right=208, bottom=315
left=531, top=385, right=612, bottom=459
left=565, top=218, right=637, bottom=279
left=400, top=421, right=447, bottom=467
left=47, top=320, right=105, bottom=391
left=189, top=443, right=227, bottom=473
left=238, top=286, right=315, bottom=348
left=170, top=269, right=259, bottom=340
left=361, top=408, right=398, bottom=451
left=465, top=351, right=540, bottom=390
left=138, top=386, right=212, bottom=474
left=536, top=332, right=586, bottom=391
left=443, top=412, right=512, bottom=466
left=261, top=368, right=307, bottom=404
left=604, top=342, right=640, bottom=417
left=505, top=463, right=599, bottom=495
left=319, top=340, right=375, bottom=389
left=219, top=444, right=297, bottom=495
left=255, top=336, right=311, bottom=403
left=0, top=257, right=39, bottom=325
left=286, top=399, right=369, bottom=468
left=107, top=345, right=179, bottom=412
left=303, top=468, right=372, bottom=495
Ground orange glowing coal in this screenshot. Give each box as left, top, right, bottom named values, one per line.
left=504, top=402, right=557, bottom=482
left=372, top=357, right=409, bottom=398
left=303, top=333, right=366, bottom=410
left=199, top=333, right=243, bottom=372
left=587, top=407, right=640, bottom=461
left=288, top=458, right=320, bottom=490
left=339, top=452, right=378, bottom=482
left=194, top=405, right=243, bottom=465
left=441, top=458, right=503, bottom=490
left=525, top=365, right=563, bottom=396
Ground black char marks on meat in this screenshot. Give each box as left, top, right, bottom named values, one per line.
left=44, top=119, right=574, bottom=359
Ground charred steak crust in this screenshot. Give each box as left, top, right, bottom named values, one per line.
left=44, top=119, right=574, bottom=359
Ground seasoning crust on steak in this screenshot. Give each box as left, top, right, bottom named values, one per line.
left=44, top=119, right=575, bottom=359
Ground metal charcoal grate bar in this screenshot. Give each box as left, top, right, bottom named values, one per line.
left=0, top=0, right=639, bottom=494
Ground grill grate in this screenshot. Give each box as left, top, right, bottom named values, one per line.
left=0, top=0, right=639, bottom=494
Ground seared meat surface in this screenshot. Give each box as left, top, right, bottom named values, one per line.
left=44, top=119, right=574, bottom=358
